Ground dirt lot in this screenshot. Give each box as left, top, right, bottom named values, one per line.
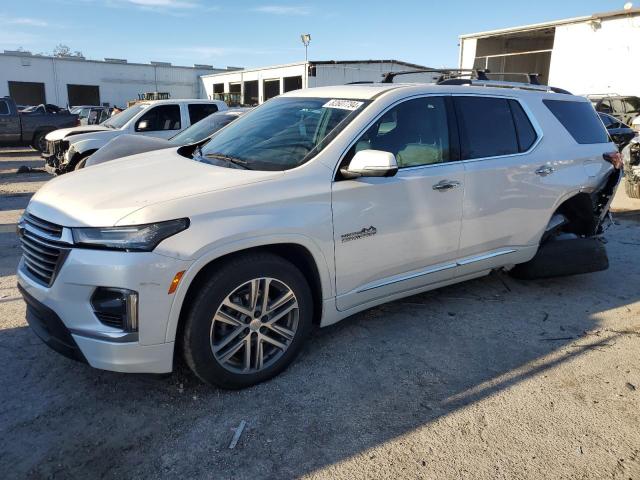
left=1, top=148, right=639, bottom=479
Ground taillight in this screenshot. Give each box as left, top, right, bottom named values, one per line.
left=603, top=152, right=623, bottom=169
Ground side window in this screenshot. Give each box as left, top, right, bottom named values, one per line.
left=623, top=97, right=640, bottom=114
left=599, top=114, right=613, bottom=128
left=188, top=103, right=219, bottom=125
left=348, top=96, right=451, bottom=168
left=455, top=96, right=518, bottom=159
left=509, top=100, right=538, bottom=152
left=136, top=104, right=181, bottom=132
left=0, top=100, right=9, bottom=115
left=611, top=98, right=625, bottom=114
left=543, top=100, right=609, bottom=144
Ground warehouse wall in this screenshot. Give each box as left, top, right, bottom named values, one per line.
left=549, top=16, right=640, bottom=96
left=0, top=53, right=221, bottom=107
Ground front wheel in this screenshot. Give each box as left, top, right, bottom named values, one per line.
left=182, top=253, right=313, bottom=389
left=32, top=131, right=49, bottom=152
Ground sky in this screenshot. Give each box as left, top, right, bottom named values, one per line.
left=0, top=0, right=627, bottom=69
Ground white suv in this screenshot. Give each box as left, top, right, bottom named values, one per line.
left=17, top=81, right=621, bottom=388
left=42, top=99, right=227, bottom=174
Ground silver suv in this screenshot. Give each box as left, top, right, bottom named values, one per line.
left=18, top=77, right=621, bottom=388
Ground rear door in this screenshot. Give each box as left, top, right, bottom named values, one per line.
left=332, top=95, right=465, bottom=311
left=188, top=103, right=219, bottom=126
left=454, top=95, right=545, bottom=275
left=0, top=99, right=21, bottom=143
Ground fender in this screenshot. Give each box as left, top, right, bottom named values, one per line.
left=69, top=133, right=122, bottom=156
left=163, top=233, right=335, bottom=343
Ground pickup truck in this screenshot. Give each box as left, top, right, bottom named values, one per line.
left=0, top=97, right=79, bottom=151
left=43, top=99, right=227, bottom=174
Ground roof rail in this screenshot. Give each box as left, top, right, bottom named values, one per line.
left=586, top=93, right=622, bottom=98
left=380, top=68, right=572, bottom=95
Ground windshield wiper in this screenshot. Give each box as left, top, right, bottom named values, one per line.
left=204, top=153, right=251, bottom=170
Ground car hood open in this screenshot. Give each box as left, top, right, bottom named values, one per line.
left=27, top=148, right=284, bottom=227
left=45, top=125, right=113, bottom=141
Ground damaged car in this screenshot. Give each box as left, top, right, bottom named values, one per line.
left=42, top=99, right=227, bottom=174
left=80, top=108, right=250, bottom=169
left=18, top=73, right=621, bottom=389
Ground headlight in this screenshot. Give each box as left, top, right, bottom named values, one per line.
left=71, top=218, right=189, bottom=251
left=63, top=145, right=75, bottom=163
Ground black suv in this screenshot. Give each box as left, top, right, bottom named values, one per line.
left=590, top=95, right=640, bottom=126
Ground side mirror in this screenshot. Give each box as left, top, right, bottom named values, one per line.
left=341, top=150, right=398, bottom=179
left=136, top=120, right=150, bottom=131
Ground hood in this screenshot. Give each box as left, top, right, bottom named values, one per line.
left=45, top=125, right=112, bottom=141
left=27, top=148, right=283, bottom=227
left=86, top=134, right=170, bottom=167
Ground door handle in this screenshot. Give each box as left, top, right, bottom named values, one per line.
left=535, top=165, right=555, bottom=177
left=432, top=180, right=461, bottom=191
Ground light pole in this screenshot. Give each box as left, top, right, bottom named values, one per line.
left=301, top=33, right=311, bottom=62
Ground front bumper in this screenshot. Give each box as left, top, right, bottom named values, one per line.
left=17, top=247, right=192, bottom=373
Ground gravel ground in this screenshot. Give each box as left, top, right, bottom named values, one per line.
left=0, top=149, right=639, bottom=479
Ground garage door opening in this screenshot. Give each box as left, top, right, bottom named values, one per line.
left=473, top=28, right=555, bottom=85
left=283, top=76, right=302, bottom=93
left=263, top=79, right=280, bottom=102
left=8, top=81, right=46, bottom=106
left=244, top=81, right=258, bottom=105
left=67, top=84, right=100, bottom=107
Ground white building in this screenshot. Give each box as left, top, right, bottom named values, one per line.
left=200, top=60, right=428, bottom=106
left=0, top=50, right=238, bottom=107
left=459, top=7, right=640, bottom=95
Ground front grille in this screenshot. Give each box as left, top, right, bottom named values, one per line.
left=23, top=213, right=63, bottom=238
left=44, top=140, right=68, bottom=157
left=19, top=214, right=68, bottom=287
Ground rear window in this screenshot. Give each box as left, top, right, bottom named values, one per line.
left=0, top=100, right=8, bottom=115
left=455, top=96, right=519, bottom=160
left=188, top=103, right=219, bottom=124
left=544, top=100, right=609, bottom=144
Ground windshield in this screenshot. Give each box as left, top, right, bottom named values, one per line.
left=198, top=97, right=368, bottom=171
left=102, top=104, right=147, bottom=129
left=169, top=113, right=239, bottom=146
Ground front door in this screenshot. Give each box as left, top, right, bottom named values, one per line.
left=332, top=96, right=464, bottom=311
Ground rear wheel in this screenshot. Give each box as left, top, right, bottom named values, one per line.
left=182, top=253, right=313, bottom=389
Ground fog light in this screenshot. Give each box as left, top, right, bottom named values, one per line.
left=91, top=287, right=138, bottom=332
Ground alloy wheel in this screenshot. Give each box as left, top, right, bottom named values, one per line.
left=210, top=277, right=299, bottom=374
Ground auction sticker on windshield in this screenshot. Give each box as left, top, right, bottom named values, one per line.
left=323, top=99, right=364, bottom=111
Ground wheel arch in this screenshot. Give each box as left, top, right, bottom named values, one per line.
left=166, top=239, right=331, bottom=345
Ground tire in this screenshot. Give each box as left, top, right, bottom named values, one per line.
left=182, top=253, right=313, bottom=389
left=74, top=157, right=88, bottom=170
left=625, top=178, right=640, bottom=199
left=510, top=237, right=609, bottom=280
left=32, top=131, right=49, bottom=152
